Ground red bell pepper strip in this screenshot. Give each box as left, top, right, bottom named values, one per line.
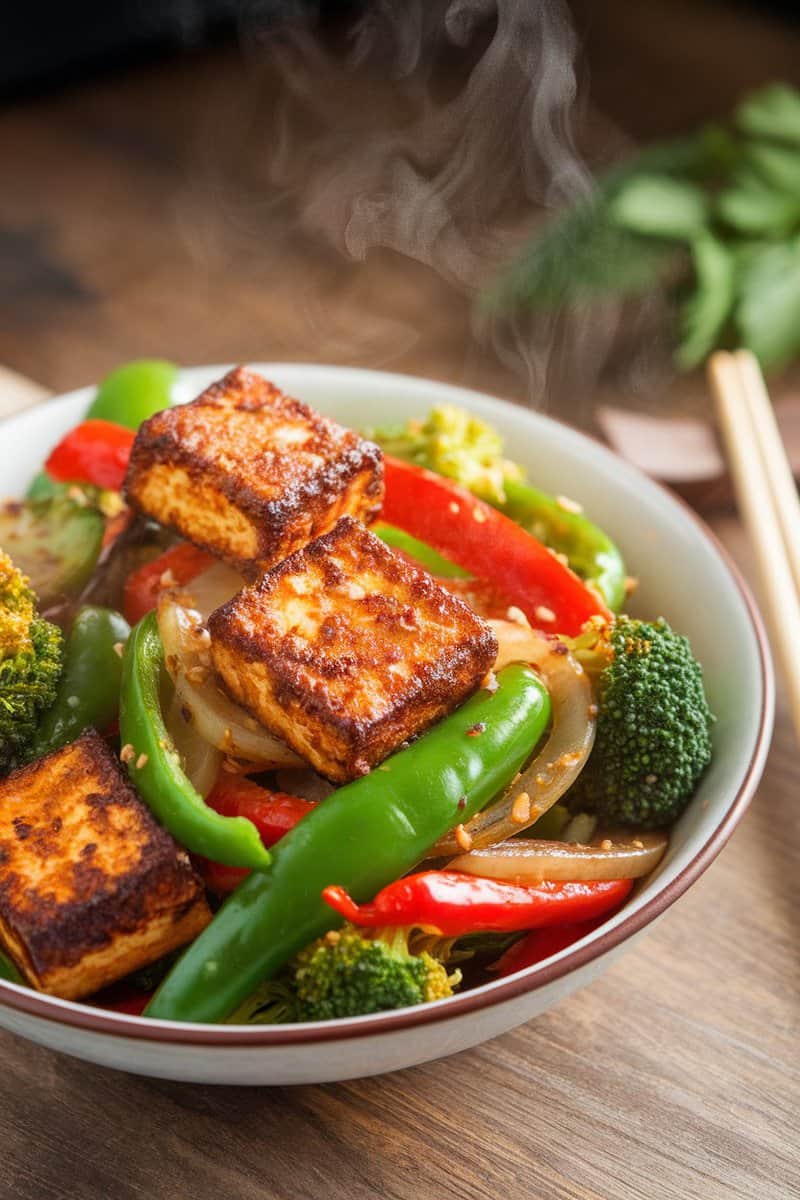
left=493, top=914, right=612, bottom=977
left=206, top=772, right=317, bottom=846
left=199, top=773, right=317, bottom=895
left=122, top=542, right=215, bottom=625
left=381, top=455, right=609, bottom=636
left=323, top=871, right=633, bottom=937
left=45, top=419, right=136, bottom=491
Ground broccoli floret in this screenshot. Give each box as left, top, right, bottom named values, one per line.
left=567, top=615, right=713, bottom=829
left=366, top=404, right=522, bottom=504
left=230, top=926, right=462, bottom=1024
left=0, top=549, right=64, bottom=775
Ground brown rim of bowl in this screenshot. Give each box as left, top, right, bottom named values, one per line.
left=0, top=439, right=774, bottom=1048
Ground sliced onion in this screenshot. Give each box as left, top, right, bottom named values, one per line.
left=448, top=832, right=668, bottom=883
left=173, top=561, right=244, bottom=621
left=157, top=595, right=303, bottom=769
left=162, top=684, right=222, bottom=797
left=432, top=620, right=596, bottom=855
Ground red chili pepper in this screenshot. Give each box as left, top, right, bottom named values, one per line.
left=381, top=456, right=609, bottom=636
left=492, top=915, right=610, bottom=977
left=45, top=419, right=136, bottom=491
left=196, top=859, right=251, bottom=896
left=199, top=773, right=317, bottom=895
left=122, top=542, right=215, bottom=625
left=323, top=872, right=634, bottom=937
left=206, top=772, right=317, bottom=845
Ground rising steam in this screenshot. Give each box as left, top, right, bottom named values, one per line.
left=184, top=0, right=638, bottom=412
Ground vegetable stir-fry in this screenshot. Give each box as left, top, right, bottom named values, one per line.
left=0, top=363, right=713, bottom=1024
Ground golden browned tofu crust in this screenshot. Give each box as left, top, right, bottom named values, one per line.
left=124, top=367, right=384, bottom=575
left=0, top=730, right=211, bottom=1000
left=209, top=516, right=498, bottom=782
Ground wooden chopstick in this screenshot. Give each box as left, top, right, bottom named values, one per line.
left=708, top=350, right=800, bottom=739
left=733, top=349, right=800, bottom=595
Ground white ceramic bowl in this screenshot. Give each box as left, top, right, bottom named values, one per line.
left=0, top=364, right=773, bottom=1085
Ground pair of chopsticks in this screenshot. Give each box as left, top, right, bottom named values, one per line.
left=708, top=350, right=800, bottom=739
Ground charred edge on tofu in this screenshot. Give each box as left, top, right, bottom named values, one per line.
left=208, top=515, right=498, bottom=781
left=124, top=367, right=384, bottom=576
left=0, top=729, right=209, bottom=985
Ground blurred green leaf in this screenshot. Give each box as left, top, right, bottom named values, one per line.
left=744, top=141, right=800, bottom=194
left=675, top=234, right=736, bottom=368
left=485, top=204, right=673, bottom=312
left=717, top=172, right=800, bottom=235
left=736, top=83, right=800, bottom=145
left=485, top=135, right=707, bottom=314
left=609, top=175, right=709, bottom=240
left=736, top=237, right=800, bottom=367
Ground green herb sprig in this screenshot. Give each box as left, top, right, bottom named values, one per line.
left=486, top=84, right=800, bottom=370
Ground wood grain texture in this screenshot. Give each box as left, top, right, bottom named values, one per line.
left=1, top=3, right=799, bottom=1198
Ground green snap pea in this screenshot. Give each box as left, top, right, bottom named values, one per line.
left=499, top=477, right=626, bottom=611
left=119, top=613, right=271, bottom=871
left=86, top=360, right=177, bottom=430
left=30, top=606, right=131, bottom=759
left=372, top=521, right=470, bottom=578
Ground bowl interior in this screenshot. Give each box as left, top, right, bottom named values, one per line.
left=0, top=363, right=771, bottom=1032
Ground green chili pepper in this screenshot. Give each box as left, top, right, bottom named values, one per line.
left=372, top=521, right=470, bottom=578
left=146, top=663, right=551, bottom=1023
left=499, top=477, right=626, bottom=612
left=119, top=613, right=271, bottom=870
left=29, top=606, right=131, bottom=759
left=86, top=359, right=177, bottom=430
left=0, top=949, right=23, bottom=985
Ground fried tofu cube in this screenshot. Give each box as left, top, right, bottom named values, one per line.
left=0, top=730, right=211, bottom=1001
left=208, top=515, right=498, bottom=782
left=124, top=366, right=383, bottom=575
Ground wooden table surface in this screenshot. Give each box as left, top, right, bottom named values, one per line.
left=0, top=4, right=798, bottom=1198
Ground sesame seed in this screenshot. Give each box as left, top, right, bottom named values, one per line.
left=534, top=605, right=556, bottom=623
left=454, top=823, right=473, bottom=852
left=511, top=792, right=531, bottom=825
left=473, top=507, right=487, bottom=523
left=186, top=665, right=209, bottom=686
left=159, top=569, right=177, bottom=589
left=449, top=501, right=460, bottom=515
left=120, top=743, right=136, bottom=764
left=482, top=670, right=498, bottom=694
left=505, top=605, right=530, bottom=628
left=600, top=838, right=613, bottom=851
left=556, top=494, right=583, bottom=514
left=112, top=641, right=125, bottom=658
left=135, top=753, right=149, bottom=770
left=632, top=839, right=644, bottom=849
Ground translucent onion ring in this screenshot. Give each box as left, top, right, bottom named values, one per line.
left=162, top=684, right=222, bottom=798
left=432, top=619, right=596, bottom=855
left=157, top=594, right=303, bottom=770
left=447, top=831, right=668, bottom=883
